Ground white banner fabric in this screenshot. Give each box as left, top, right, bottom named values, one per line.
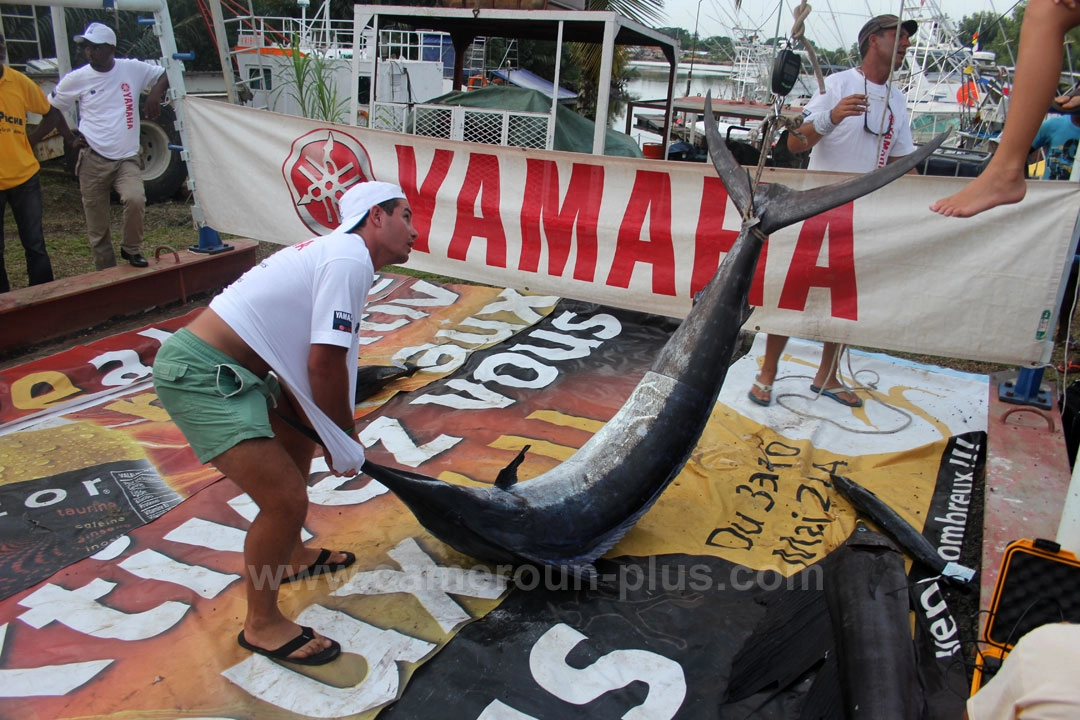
left=182, top=96, right=1080, bottom=366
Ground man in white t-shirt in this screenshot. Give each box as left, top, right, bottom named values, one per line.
left=748, top=14, right=916, bottom=409
left=152, top=181, right=417, bottom=666
left=48, top=22, right=169, bottom=269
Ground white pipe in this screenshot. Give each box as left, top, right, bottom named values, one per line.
left=1058, top=457, right=1080, bottom=555
left=49, top=6, right=70, bottom=76
left=592, top=18, right=615, bottom=155
left=0, top=0, right=165, bottom=10
left=547, top=21, right=563, bottom=152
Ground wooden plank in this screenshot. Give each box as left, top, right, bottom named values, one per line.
left=981, top=370, right=1073, bottom=631
left=0, top=240, right=257, bottom=354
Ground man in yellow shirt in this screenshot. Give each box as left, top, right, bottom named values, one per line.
left=1, top=33, right=73, bottom=292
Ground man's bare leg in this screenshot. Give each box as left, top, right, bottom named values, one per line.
left=749, top=334, right=790, bottom=405
left=269, top=398, right=351, bottom=573
left=931, top=0, right=1080, bottom=218
left=811, top=342, right=860, bottom=406
left=212, top=437, right=335, bottom=661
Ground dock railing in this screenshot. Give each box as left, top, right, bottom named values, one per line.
left=372, top=101, right=552, bottom=150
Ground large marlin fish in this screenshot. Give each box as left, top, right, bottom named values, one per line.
left=363, top=96, right=948, bottom=574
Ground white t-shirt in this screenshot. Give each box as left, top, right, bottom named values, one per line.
left=49, top=59, right=165, bottom=160
left=801, top=67, right=915, bottom=172
left=967, top=623, right=1080, bottom=719
left=210, top=228, right=375, bottom=473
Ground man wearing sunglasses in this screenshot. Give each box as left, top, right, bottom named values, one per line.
left=748, top=14, right=916, bottom=409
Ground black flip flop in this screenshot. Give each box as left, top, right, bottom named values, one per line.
left=237, top=626, right=341, bottom=666
left=283, top=548, right=356, bottom=583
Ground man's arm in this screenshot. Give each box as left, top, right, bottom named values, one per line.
left=143, top=71, right=170, bottom=121
left=787, top=93, right=870, bottom=154
left=27, top=107, right=77, bottom=147
left=308, top=343, right=357, bottom=442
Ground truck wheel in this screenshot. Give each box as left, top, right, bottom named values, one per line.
left=140, top=104, right=187, bottom=203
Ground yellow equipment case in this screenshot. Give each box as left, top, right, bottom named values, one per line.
left=971, top=538, right=1080, bottom=694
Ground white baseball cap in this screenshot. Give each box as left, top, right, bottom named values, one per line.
left=338, top=181, right=405, bottom=233
left=75, top=22, right=117, bottom=46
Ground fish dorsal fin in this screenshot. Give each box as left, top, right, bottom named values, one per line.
left=494, top=445, right=530, bottom=490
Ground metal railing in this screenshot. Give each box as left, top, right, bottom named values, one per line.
left=372, top=101, right=552, bottom=150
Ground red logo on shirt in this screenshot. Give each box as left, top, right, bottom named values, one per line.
left=282, top=130, right=375, bottom=235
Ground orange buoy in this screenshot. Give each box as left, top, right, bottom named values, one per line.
left=956, top=81, right=979, bottom=107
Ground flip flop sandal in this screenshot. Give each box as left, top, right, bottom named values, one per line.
left=747, top=380, right=773, bottom=407
left=237, top=626, right=341, bottom=665
left=283, top=548, right=356, bottom=584
left=809, top=384, right=863, bottom=408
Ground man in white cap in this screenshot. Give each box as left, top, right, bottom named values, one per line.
left=48, top=22, right=169, bottom=269
left=747, top=13, right=916, bottom=410
left=152, top=181, right=417, bottom=665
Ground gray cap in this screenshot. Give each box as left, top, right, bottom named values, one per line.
left=858, top=15, right=917, bottom=56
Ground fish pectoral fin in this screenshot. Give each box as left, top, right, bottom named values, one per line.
left=494, top=445, right=530, bottom=491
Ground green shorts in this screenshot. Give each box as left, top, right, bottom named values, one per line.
left=152, top=328, right=281, bottom=463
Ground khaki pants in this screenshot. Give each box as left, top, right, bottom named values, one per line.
left=77, top=149, right=145, bottom=270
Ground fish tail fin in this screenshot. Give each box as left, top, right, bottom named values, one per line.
left=701, top=94, right=951, bottom=236
left=702, top=91, right=754, bottom=219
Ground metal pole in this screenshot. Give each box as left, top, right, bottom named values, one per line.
left=547, top=20, right=564, bottom=151
left=1, top=0, right=164, bottom=10
left=685, top=0, right=702, bottom=97
left=207, top=0, right=237, bottom=104
left=592, top=17, right=615, bottom=155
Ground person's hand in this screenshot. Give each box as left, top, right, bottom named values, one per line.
left=1053, top=0, right=1079, bottom=9
left=142, top=98, right=162, bottom=121
left=68, top=135, right=88, bottom=151
left=831, top=93, right=869, bottom=123
left=1055, top=93, right=1080, bottom=112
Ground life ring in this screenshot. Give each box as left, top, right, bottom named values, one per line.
left=357, top=108, right=369, bottom=126
left=467, top=75, right=488, bottom=90
left=956, top=81, right=979, bottom=107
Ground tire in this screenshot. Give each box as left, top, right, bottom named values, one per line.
left=139, top=103, right=187, bottom=204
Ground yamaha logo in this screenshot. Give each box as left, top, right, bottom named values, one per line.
left=282, top=129, right=375, bottom=234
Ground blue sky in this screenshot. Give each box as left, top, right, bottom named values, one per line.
left=660, top=0, right=1016, bottom=51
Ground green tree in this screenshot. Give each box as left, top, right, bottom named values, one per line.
left=705, top=35, right=735, bottom=63
left=957, top=5, right=1080, bottom=81
left=569, top=0, right=664, bottom=122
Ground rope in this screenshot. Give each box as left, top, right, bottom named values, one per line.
left=769, top=345, right=915, bottom=436
left=790, top=1, right=826, bottom=96
left=872, top=3, right=907, bottom=164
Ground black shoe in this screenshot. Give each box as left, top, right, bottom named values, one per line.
left=120, top=249, right=149, bottom=268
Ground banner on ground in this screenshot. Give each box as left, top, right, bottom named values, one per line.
left=0, top=289, right=985, bottom=718
left=183, top=95, right=1080, bottom=366
left=0, top=275, right=543, bottom=599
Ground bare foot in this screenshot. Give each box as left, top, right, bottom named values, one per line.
left=930, top=166, right=1027, bottom=218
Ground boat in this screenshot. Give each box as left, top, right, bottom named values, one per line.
left=623, top=1, right=1005, bottom=174
left=207, top=0, right=679, bottom=157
